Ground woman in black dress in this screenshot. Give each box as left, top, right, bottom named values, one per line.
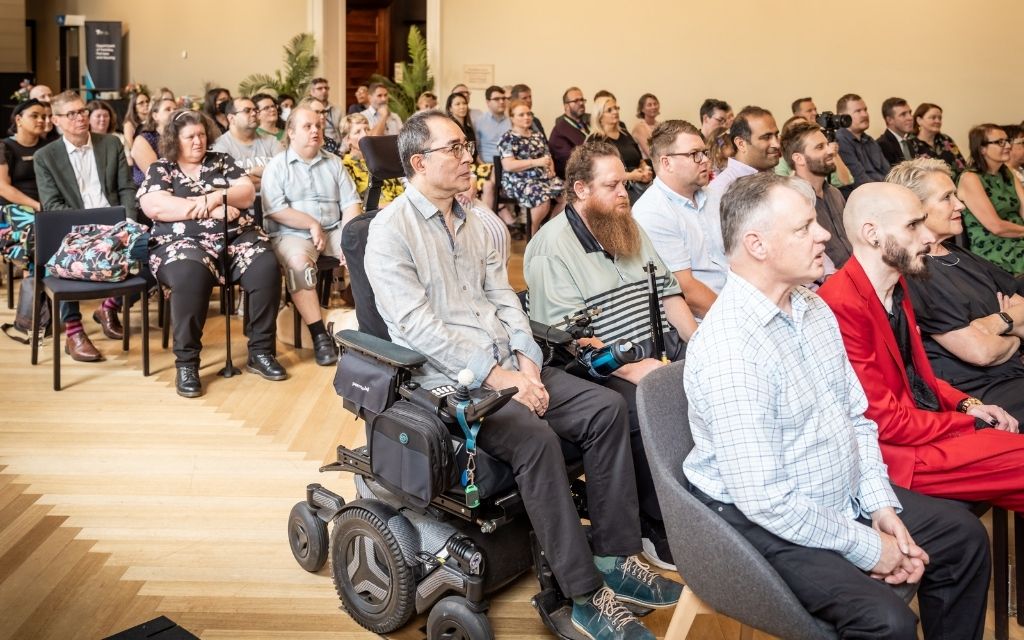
left=0, top=99, right=47, bottom=212
left=138, top=110, right=284, bottom=398
left=889, top=158, right=1024, bottom=421
left=586, top=95, right=652, bottom=202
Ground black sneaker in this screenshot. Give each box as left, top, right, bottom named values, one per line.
left=176, top=365, right=202, bottom=398
left=640, top=519, right=676, bottom=571
left=312, top=333, right=338, bottom=366
left=247, top=352, right=288, bottom=381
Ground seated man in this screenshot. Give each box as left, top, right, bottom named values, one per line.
left=211, top=97, right=283, bottom=192
left=633, top=120, right=727, bottom=320
left=835, top=93, right=891, bottom=197
left=819, top=182, right=1024, bottom=511
left=877, top=97, right=917, bottom=166
left=524, top=140, right=698, bottom=569
left=707, top=106, right=780, bottom=195
left=887, top=158, right=1024, bottom=420
left=698, top=98, right=733, bottom=140
left=685, top=172, right=990, bottom=639
left=261, top=106, right=362, bottom=366
left=549, top=87, right=590, bottom=179
left=365, top=111, right=682, bottom=640
left=362, top=82, right=403, bottom=136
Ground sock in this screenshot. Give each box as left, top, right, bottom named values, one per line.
left=65, top=319, right=83, bottom=337
left=593, top=555, right=620, bottom=573
left=101, top=297, right=120, bottom=310
left=307, top=320, right=327, bottom=339
left=574, top=589, right=599, bottom=605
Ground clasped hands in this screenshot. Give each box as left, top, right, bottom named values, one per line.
left=186, top=191, right=241, bottom=222
left=869, top=507, right=929, bottom=585
left=485, top=356, right=548, bottom=416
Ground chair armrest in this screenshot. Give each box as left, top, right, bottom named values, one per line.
left=335, top=329, right=427, bottom=369
left=531, top=321, right=572, bottom=346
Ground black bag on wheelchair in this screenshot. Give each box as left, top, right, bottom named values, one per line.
left=333, top=347, right=400, bottom=415
left=368, top=400, right=458, bottom=508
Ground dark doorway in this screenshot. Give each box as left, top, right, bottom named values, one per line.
left=344, top=0, right=426, bottom=113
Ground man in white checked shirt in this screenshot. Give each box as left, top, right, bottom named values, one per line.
left=682, top=172, right=990, bottom=639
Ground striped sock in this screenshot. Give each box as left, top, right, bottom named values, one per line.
left=65, top=319, right=83, bottom=337
left=102, top=297, right=120, bottom=310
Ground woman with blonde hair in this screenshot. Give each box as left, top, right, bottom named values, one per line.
left=587, top=95, right=652, bottom=202
left=338, top=112, right=404, bottom=206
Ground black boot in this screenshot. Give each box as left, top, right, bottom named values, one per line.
left=312, top=333, right=338, bottom=366
left=247, top=352, right=288, bottom=381
left=176, top=365, right=202, bottom=398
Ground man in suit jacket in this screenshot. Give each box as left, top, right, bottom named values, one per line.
left=34, top=90, right=138, bottom=362
left=819, top=182, right=1024, bottom=511
left=876, top=97, right=917, bottom=166
left=548, top=86, right=590, bottom=179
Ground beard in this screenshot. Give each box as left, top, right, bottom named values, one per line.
left=807, top=155, right=836, bottom=177
left=881, top=237, right=931, bottom=280
left=586, top=198, right=642, bottom=258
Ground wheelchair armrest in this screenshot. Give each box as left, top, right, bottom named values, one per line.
left=335, top=329, right=427, bottom=369
left=531, top=321, right=573, bottom=346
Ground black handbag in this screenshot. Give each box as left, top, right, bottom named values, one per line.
left=368, top=400, right=458, bottom=508
left=2, top=278, right=52, bottom=344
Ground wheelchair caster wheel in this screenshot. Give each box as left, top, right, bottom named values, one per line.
left=288, top=501, right=328, bottom=572
left=427, top=596, right=494, bottom=640
left=331, top=505, right=415, bottom=633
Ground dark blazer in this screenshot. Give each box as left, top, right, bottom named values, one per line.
left=818, top=256, right=974, bottom=487
left=34, top=133, right=137, bottom=220
left=877, top=129, right=911, bottom=166
left=549, top=115, right=588, bottom=179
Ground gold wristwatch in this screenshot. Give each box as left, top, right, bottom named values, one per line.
left=957, top=397, right=983, bottom=413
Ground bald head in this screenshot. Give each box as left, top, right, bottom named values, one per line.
left=845, top=182, right=936, bottom=278
left=844, top=183, right=924, bottom=247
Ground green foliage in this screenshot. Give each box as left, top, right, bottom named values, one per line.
left=369, top=25, right=433, bottom=121
left=238, top=33, right=319, bottom=98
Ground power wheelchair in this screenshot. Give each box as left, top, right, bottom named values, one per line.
left=286, top=135, right=643, bottom=639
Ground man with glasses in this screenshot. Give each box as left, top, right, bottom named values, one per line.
left=367, top=114, right=683, bottom=640
left=549, top=86, right=590, bottom=179
left=473, top=85, right=511, bottom=165
left=633, top=120, right=727, bottom=321
left=362, top=82, right=402, bottom=137
left=698, top=98, right=733, bottom=140
left=510, top=83, right=547, bottom=141
left=308, top=78, right=340, bottom=139
left=709, top=105, right=781, bottom=195
left=34, top=90, right=138, bottom=362
left=212, top=97, right=283, bottom=192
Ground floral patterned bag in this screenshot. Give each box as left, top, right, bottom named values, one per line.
left=46, top=220, right=149, bottom=282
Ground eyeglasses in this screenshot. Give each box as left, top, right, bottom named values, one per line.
left=257, top=105, right=278, bottom=113
left=489, top=96, right=507, bottom=102
left=983, top=138, right=1012, bottom=147
left=235, top=107, right=257, bottom=115
left=564, top=98, right=586, bottom=105
left=419, top=140, right=475, bottom=159
left=664, top=149, right=710, bottom=163
left=55, top=108, right=90, bottom=120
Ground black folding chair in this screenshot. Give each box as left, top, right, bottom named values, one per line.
left=30, top=207, right=150, bottom=391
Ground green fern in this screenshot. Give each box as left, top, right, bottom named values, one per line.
left=369, top=25, right=433, bottom=121
left=238, top=33, right=319, bottom=98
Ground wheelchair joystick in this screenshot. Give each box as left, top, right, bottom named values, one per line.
left=454, top=369, right=473, bottom=403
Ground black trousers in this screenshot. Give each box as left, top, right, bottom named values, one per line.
left=157, top=253, right=281, bottom=367
left=475, top=366, right=640, bottom=598
left=601, top=376, right=661, bottom=523
left=700, top=486, right=990, bottom=639
left=970, top=375, right=1024, bottom=424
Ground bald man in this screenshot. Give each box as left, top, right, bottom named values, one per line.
left=819, top=183, right=1024, bottom=511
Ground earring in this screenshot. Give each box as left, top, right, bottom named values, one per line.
left=873, top=240, right=880, bottom=248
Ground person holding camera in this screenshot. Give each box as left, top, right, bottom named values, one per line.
left=835, top=93, right=891, bottom=197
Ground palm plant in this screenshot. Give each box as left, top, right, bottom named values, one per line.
left=369, top=25, right=433, bottom=121
left=238, top=33, right=318, bottom=98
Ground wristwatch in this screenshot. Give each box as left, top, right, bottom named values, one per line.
left=957, top=397, right=984, bottom=413
left=998, top=311, right=1014, bottom=336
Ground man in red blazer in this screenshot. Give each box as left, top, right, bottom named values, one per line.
left=819, top=183, right=1024, bottom=509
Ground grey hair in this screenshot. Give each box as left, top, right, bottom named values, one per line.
left=397, top=109, right=450, bottom=178
left=885, top=158, right=952, bottom=202
left=721, top=172, right=815, bottom=255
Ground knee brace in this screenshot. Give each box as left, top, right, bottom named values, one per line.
left=285, top=260, right=318, bottom=293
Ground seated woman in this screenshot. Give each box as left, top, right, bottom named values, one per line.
left=889, top=158, right=1024, bottom=422
left=130, top=97, right=177, bottom=187
left=586, top=96, right=652, bottom=203
left=87, top=100, right=125, bottom=149
left=498, top=99, right=565, bottom=236
left=1, top=100, right=47, bottom=268
left=957, top=123, right=1024, bottom=274
left=122, top=91, right=151, bottom=163
left=630, top=93, right=660, bottom=159
left=705, top=125, right=735, bottom=181
left=253, top=93, right=284, bottom=141
left=138, top=109, right=285, bottom=398
left=203, top=87, right=232, bottom=136
left=912, top=103, right=967, bottom=177
left=338, top=113, right=405, bottom=207
left=446, top=91, right=500, bottom=220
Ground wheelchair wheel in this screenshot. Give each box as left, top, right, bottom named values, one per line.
left=288, top=502, right=328, bottom=572
left=427, top=596, right=494, bottom=640
left=331, top=505, right=415, bottom=633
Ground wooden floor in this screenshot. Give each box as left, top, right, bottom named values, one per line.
left=0, top=244, right=1020, bottom=639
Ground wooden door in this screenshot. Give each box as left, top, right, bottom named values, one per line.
left=345, top=6, right=390, bottom=110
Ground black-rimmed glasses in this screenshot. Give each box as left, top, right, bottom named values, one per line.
left=55, top=108, right=90, bottom=120
left=983, top=138, right=1011, bottom=147
left=419, top=140, right=476, bottom=158
left=664, top=149, right=710, bottom=163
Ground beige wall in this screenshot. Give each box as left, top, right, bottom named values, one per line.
left=440, top=0, right=1023, bottom=146
left=0, top=0, right=28, bottom=73
left=27, top=0, right=312, bottom=99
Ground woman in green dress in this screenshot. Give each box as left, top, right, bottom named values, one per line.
left=957, top=123, right=1024, bottom=274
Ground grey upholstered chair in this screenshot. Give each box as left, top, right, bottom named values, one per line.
left=636, top=361, right=916, bottom=639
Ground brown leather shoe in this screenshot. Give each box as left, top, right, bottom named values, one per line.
left=65, top=332, right=103, bottom=362
left=92, top=306, right=124, bottom=340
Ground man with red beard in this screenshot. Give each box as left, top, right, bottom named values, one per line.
left=524, top=140, right=698, bottom=570
left=819, top=182, right=1024, bottom=511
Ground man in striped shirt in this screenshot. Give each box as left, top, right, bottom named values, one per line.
left=524, top=140, right=698, bottom=570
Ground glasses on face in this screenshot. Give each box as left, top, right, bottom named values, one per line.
left=983, top=138, right=1011, bottom=147
left=257, top=104, right=278, bottom=113
left=55, top=108, right=90, bottom=120
left=564, top=97, right=586, bottom=105
left=489, top=96, right=507, bottom=102
left=419, top=140, right=475, bottom=159
left=235, top=107, right=257, bottom=115
left=665, top=149, right=710, bottom=164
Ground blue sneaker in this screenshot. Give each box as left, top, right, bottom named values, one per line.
left=571, top=587, right=654, bottom=640
left=599, top=556, right=683, bottom=609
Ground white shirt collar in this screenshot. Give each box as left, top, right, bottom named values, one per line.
left=62, top=134, right=92, bottom=154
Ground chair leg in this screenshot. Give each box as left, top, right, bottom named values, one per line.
left=738, top=625, right=754, bottom=640
left=162, top=291, right=170, bottom=350
left=121, top=295, right=130, bottom=352
left=6, top=261, right=13, bottom=309
left=52, top=296, right=61, bottom=391
left=156, top=287, right=164, bottom=328
left=141, top=288, right=150, bottom=376
left=663, top=588, right=712, bottom=640
left=995, top=507, right=1009, bottom=640
left=30, top=282, right=41, bottom=365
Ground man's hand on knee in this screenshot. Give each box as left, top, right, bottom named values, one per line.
left=309, top=222, right=326, bottom=253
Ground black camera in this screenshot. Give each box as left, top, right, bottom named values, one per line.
left=816, top=111, right=853, bottom=142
